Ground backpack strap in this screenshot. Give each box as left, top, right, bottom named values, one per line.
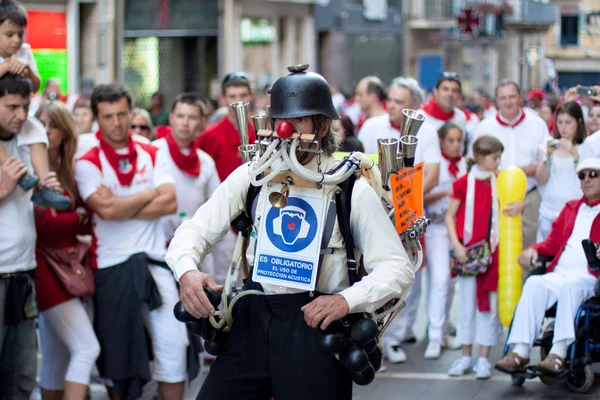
left=336, top=174, right=358, bottom=286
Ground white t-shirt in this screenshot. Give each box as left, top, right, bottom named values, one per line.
left=357, top=114, right=441, bottom=166
left=152, top=138, right=221, bottom=241
left=473, top=112, right=550, bottom=192
left=538, top=137, right=583, bottom=219
left=76, top=132, right=151, bottom=159
left=16, top=116, right=48, bottom=147
left=0, top=135, right=36, bottom=272
left=0, top=43, right=38, bottom=74
left=554, top=203, right=600, bottom=275
left=75, top=141, right=175, bottom=268
left=426, top=156, right=467, bottom=217
left=419, top=106, right=467, bottom=135
left=464, top=113, right=480, bottom=148
left=581, top=129, right=600, bottom=162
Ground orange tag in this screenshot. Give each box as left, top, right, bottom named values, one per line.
left=390, top=162, right=424, bottom=234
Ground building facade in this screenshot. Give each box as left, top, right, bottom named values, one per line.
left=547, top=0, right=600, bottom=89
left=315, top=0, right=404, bottom=94
left=403, top=0, right=555, bottom=95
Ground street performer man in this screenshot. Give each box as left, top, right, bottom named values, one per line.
left=166, top=66, right=415, bottom=399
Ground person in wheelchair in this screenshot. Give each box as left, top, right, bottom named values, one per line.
left=495, top=157, right=600, bottom=376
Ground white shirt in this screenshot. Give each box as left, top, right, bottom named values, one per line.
left=538, top=138, right=583, bottom=219
left=76, top=132, right=151, bottom=159
left=0, top=43, right=38, bottom=74
left=357, top=114, right=441, bottom=166
left=554, top=203, right=600, bottom=275
left=0, top=135, right=36, bottom=273
left=75, top=142, right=175, bottom=268
left=16, top=116, right=47, bottom=147
left=152, top=138, right=221, bottom=241
left=473, top=112, right=550, bottom=192
left=419, top=106, right=467, bottom=135
left=581, top=129, right=600, bottom=162
left=426, top=157, right=467, bottom=217
left=483, top=105, right=497, bottom=120
left=464, top=112, right=480, bottom=147
left=166, top=155, right=415, bottom=314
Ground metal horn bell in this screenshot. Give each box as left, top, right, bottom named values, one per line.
left=251, top=115, right=268, bottom=134
left=230, top=101, right=255, bottom=163
left=377, top=138, right=399, bottom=191
left=401, top=109, right=425, bottom=137
left=269, top=178, right=292, bottom=208
left=400, top=135, right=419, bottom=167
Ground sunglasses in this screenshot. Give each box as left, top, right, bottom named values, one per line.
left=578, top=170, right=599, bottom=180
left=131, top=124, right=150, bottom=131
left=222, top=72, right=250, bottom=86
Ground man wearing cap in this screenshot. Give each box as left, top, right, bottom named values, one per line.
left=419, top=72, right=466, bottom=133
left=525, top=88, right=545, bottom=116
left=495, top=157, right=600, bottom=376
left=167, top=65, right=414, bottom=399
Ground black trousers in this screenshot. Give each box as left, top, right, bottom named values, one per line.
left=198, top=282, right=353, bottom=400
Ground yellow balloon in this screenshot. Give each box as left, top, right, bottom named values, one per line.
left=497, top=166, right=528, bottom=327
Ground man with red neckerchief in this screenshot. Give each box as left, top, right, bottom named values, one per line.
left=472, top=80, right=550, bottom=249
left=75, top=83, right=188, bottom=400
left=495, top=157, right=600, bottom=377
left=152, top=93, right=224, bottom=281
left=197, top=72, right=257, bottom=183
left=419, top=72, right=467, bottom=133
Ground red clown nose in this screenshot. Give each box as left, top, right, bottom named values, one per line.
left=277, top=121, right=293, bottom=138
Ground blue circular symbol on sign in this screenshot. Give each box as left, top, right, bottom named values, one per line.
left=265, top=196, right=318, bottom=252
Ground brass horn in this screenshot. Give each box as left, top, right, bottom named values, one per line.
left=269, top=177, right=293, bottom=208
left=230, top=101, right=257, bottom=163
left=378, top=138, right=399, bottom=191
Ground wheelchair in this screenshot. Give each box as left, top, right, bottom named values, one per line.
left=498, top=239, right=600, bottom=394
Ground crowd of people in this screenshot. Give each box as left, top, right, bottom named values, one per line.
left=1, top=0, right=600, bottom=399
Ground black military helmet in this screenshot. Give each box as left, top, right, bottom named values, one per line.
left=269, top=64, right=340, bottom=120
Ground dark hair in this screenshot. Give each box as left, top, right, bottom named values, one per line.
left=438, top=122, right=463, bottom=141
left=0, top=0, right=27, bottom=27
left=365, top=79, right=387, bottom=102
left=495, top=79, right=521, bottom=97
left=553, top=101, right=586, bottom=145
left=466, top=134, right=504, bottom=172
left=435, top=72, right=462, bottom=92
left=170, top=92, right=206, bottom=116
left=340, top=114, right=355, bottom=137
left=0, top=73, right=30, bottom=99
left=221, top=72, right=251, bottom=95
left=90, top=83, right=133, bottom=117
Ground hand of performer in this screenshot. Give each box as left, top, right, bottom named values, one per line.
left=179, top=270, right=224, bottom=319
left=518, top=248, right=538, bottom=269
left=41, top=171, right=63, bottom=191
left=301, top=294, right=349, bottom=330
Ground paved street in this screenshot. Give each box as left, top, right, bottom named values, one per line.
left=31, top=282, right=600, bottom=399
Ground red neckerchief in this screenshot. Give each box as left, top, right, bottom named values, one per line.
left=485, top=101, right=493, bottom=111
left=583, top=197, right=600, bottom=207
left=496, top=108, right=526, bottom=128
left=356, top=113, right=367, bottom=132
left=442, top=151, right=461, bottom=178
left=165, top=130, right=201, bottom=177
left=97, top=130, right=137, bottom=186
left=156, top=125, right=171, bottom=140
left=390, top=117, right=402, bottom=131
left=421, top=97, right=455, bottom=121
left=463, top=108, right=472, bottom=121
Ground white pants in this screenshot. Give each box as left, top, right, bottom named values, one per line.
left=385, top=267, right=422, bottom=342
left=424, top=224, right=452, bottom=343
left=457, top=276, right=500, bottom=347
left=507, top=271, right=597, bottom=347
left=536, top=214, right=554, bottom=242
left=147, top=265, right=189, bottom=383
left=39, top=298, right=101, bottom=390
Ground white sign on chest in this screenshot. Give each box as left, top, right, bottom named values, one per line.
left=253, top=187, right=328, bottom=291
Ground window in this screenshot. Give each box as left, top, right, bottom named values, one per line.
left=561, top=15, right=579, bottom=46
